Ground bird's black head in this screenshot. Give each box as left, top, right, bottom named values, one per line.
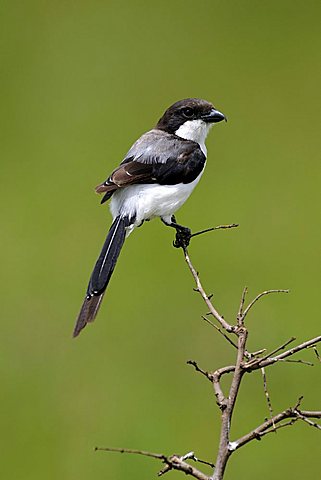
left=156, top=98, right=226, bottom=135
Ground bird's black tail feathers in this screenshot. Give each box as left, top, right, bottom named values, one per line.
left=73, top=215, right=130, bottom=337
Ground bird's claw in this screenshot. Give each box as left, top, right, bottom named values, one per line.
left=173, top=227, right=192, bottom=249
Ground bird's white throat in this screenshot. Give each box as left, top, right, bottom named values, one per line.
left=174, top=119, right=212, bottom=156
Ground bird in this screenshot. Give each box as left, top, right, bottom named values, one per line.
left=73, top=98, right=226, bottom=337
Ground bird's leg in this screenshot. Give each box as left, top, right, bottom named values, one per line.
left=161, top=215, right=192, bottom=249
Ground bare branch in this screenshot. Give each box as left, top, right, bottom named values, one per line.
left=230, top=406, right=321, bottom=451
left=261, top=337, right=296, bottom=361
left=243, top=336, right=321, bottom=371
left=245, top=337, right=296, bottom=368
left=181, top=247, right=320, bottom=479
left=183, top=248, right=234, bottom=332
left=201, top=315, right=261, bottom=364
left=191, top=456, right=215, bottom=469
left=191, top=223, right=239, bottom=239
left=293, top=411, right=321, bottom=431
left=212, top=330, right=248, bottom=480
left=258, top=336, right=321, bottom=369
left=95, top=446, right=210, bottom=480
left=300, top=410, right=321, bottom=417
left=95, top=446, right=165, bottom=460
left=159, top=451, right=214, bottom=478
left=261, top=367, right=275, bottom=428
left=211, top=366, right=235, bottom=408
left=242, top=289, right=289, bottom=320
left=307, top=345, right=321, bottom=362
left=158, top=455, right=209, bottom=479
left=248, top=348, right=267, bottom=357
left=201, top=315, right=238, bottom=350
left=294, top=396, right=304, bottom=410
left=97, top=241, right=320, bottom=480
left=279, top=359, right=314, bottom=366
left=237, top=287, right=248, bottom=322
left=187, top=360, right=213, bottom=382
left=258, top=418, right=299, bottom=437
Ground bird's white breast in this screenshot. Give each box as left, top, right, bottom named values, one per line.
left=110, top=167, right=205, bottom=231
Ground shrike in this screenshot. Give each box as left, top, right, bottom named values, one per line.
left=73, top=98, right=226, bottom=337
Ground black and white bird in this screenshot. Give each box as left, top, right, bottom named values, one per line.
left=73, top=98, right=226, bottom=337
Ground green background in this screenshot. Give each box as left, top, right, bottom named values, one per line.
left=1, top=1, right=320, bottom=479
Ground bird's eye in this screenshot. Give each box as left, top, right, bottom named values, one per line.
left=181, top=107, right=194, bottom=118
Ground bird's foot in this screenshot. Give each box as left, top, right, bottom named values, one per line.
left=173, top=226, right=192, bottom=249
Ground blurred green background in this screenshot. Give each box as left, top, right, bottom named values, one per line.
left=1, top=1, right=320, bottom=479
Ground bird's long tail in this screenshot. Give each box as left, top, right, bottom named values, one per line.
left=73, top=215, right=129, bottom=337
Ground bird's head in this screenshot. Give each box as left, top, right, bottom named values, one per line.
left=156, top=98, right=226, bottom=145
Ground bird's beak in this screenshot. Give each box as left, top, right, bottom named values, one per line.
left=202, top=108, right=227, bottom=123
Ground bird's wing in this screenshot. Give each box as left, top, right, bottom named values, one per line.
left=95, top=130, right=206, bottom=203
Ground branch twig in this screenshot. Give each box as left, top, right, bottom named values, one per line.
left=187, top=360, right=213, bottom=382
left=261, top=367, right=275, bottom=428
left=230, top=407, right=321, bottom=450
left=191, top=223, right=239, bottom=238
left=201, top=315, right=238, bottom=350
left=242, top=289, right=289, bottom=320
left=95, top=447, right=210, bottom=480
left=183, top=248, right=234, bottom=332
left=255, top=336, right=321, bottom=369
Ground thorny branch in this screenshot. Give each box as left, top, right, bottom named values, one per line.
left=96, top=226, right=321, bottom=480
